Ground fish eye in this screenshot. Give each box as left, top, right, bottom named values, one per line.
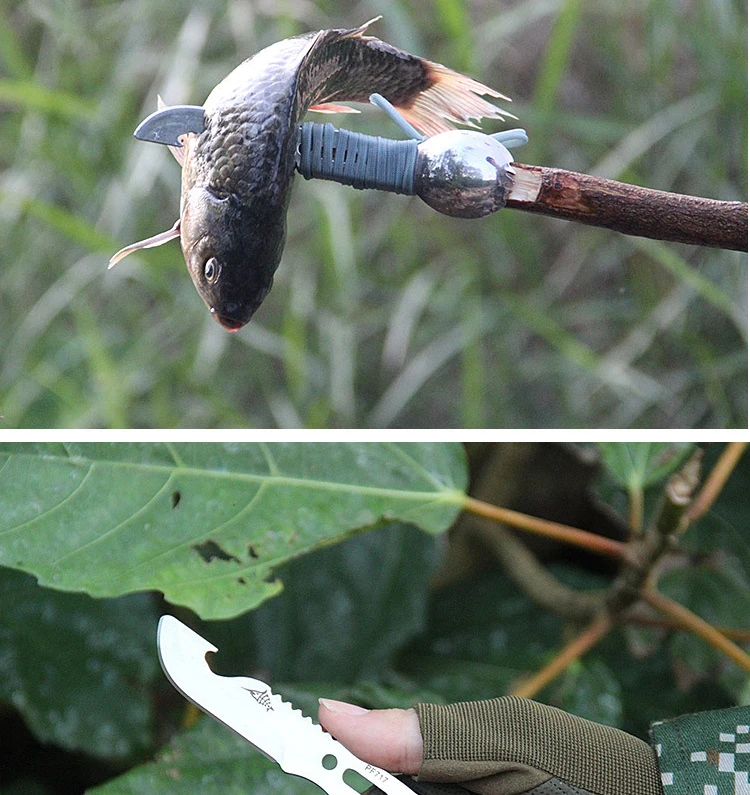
left=204, top=257, right=220, bottom=284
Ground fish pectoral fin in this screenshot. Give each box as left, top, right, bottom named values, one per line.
left=308, top=103, right=361, bottom=114
left=108, top=219, right=180, bottom=269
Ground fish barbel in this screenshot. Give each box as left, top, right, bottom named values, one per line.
left=110, top=19, right=515, bottom=331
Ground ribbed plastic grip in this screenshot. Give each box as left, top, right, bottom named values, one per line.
left=297, top=122, right=418, bottom=195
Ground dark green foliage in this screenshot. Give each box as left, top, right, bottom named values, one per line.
left=0, top=445, right=747, bottom=793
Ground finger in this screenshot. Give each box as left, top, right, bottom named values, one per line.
left=318, top=698, right=423, bottom=774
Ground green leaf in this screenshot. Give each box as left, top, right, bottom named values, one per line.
left=0, top=567, right=159, bottom=758
left=598, top=442, right=695, bottom=491
left=0, top=443, right=466, bottom=620
left=661, top=564, right=749, bottom=632
left=550, top=658, right=623, bottom=728
left=87, top=717, right=321, bottom=795
left=402, top=566, right=563, bottom=702
left=597, top=633, right=736, bottom=741
left=207, top=523, right=438, bottom=682
left=660, top=562, right=750, bottom=695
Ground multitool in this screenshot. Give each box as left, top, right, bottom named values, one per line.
left=158, top=615, right=463, bottom=795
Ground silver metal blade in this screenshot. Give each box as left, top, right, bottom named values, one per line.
left=157, top=616, right=416, bottom=795
left=133, top=105, right=206, bottom=146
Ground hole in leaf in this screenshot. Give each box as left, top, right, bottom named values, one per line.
left=171, top=490, right=181, bottom=508
left=343, top=769, right=371, bottom=792
left=192, top=540, right=240, bottom=564
left=322, top=754, right=337, bottom=771
left=248, top=544, right=259, bottom=559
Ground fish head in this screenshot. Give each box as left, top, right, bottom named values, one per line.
left=180, top=185, right=283, bottom=331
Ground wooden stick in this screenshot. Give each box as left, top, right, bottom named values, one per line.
left=463, top=496, right=626, bottom=558
left=507, top=165, right=748, bottom=252
left=625, top=612, right=750, bottom=642
left=510, top=613, right=613, bottom=699
left=642, top=589, right=750, bottom=672
left=684, top=441, right=748, bottom=526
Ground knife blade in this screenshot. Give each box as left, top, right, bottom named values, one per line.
left=157, top=615, right=419, bottom=795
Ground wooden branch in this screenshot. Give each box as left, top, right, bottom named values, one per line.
left=507, top=165, right=748, bottom=251
left=606, top=453, right=701, bottom=613
left=509, top=613, right=613, bottom=699
left=471, top=522, right=606, bottom=620
left=684, top=442, right=748, bottom=527
left=642, top=589, right=750, bottom=672
left=624, top=612, right=750, bottom=642
left=463, top=496, right=626, bottom=558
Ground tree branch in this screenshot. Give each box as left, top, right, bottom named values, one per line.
left=606, top=452, right=701, bottom=613
left=683, top=442, right=748, bottom=527
left=642, top=589, right=750, bottom=673
left=472, top=522, right=605, bottom=619
left=463, top=496, right=626, bottom=558
left=507, top=165, right=748, bottom=251
left=624, top=612, right=750, bottom=642
left=509, top=613, right=613, bottom=699
left=628, top=486, right=644, bottom=536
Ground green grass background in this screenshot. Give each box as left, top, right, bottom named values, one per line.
left=0, top=0, right=746, bottom=428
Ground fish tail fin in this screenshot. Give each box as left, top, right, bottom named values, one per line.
left=396, top=62, right=517, bottom=138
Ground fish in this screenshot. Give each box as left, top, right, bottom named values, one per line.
left=110, top=19, right=515, bottom=331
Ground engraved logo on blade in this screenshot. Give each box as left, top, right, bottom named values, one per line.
left=245, top=688, right=273, bottom=711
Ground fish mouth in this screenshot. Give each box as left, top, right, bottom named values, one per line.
left=210, top=306, right=246, bottom=332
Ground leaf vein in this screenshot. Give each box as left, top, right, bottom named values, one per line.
left=50, top=468, right=175, bottom=567
left=0, top=462, right=94, bottom=537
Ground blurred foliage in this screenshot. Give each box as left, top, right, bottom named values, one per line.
left=0, top=442, right=747, bottom=794
left=0, top=0, right=746, bottom=428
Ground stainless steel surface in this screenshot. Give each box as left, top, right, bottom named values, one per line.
left=415, top=130, right=515, bottom=218
left=157, top=615, right=415, bottom=795
left=133, top=105, right=206, bottom=146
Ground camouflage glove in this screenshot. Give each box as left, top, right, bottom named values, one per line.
left=369, top=697, right=661, bottom=795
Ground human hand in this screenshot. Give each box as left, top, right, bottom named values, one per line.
left=318, top=698, right=423, bottom=774
left=318, top=695, right=664, bottom=795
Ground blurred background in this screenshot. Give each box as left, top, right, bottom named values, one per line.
left=0, top=0, right=746, bottom=428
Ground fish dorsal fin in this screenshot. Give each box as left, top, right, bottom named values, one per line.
left=343, top=16, right=382, bottom=38
left=108, top=219, right=181, bottom=269
left=298, top=21, right=516, bottom=138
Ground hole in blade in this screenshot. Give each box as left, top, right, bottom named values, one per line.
left=343, top=769, right=371, bottom=793
left=322, top=754, right=337, bottom=771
